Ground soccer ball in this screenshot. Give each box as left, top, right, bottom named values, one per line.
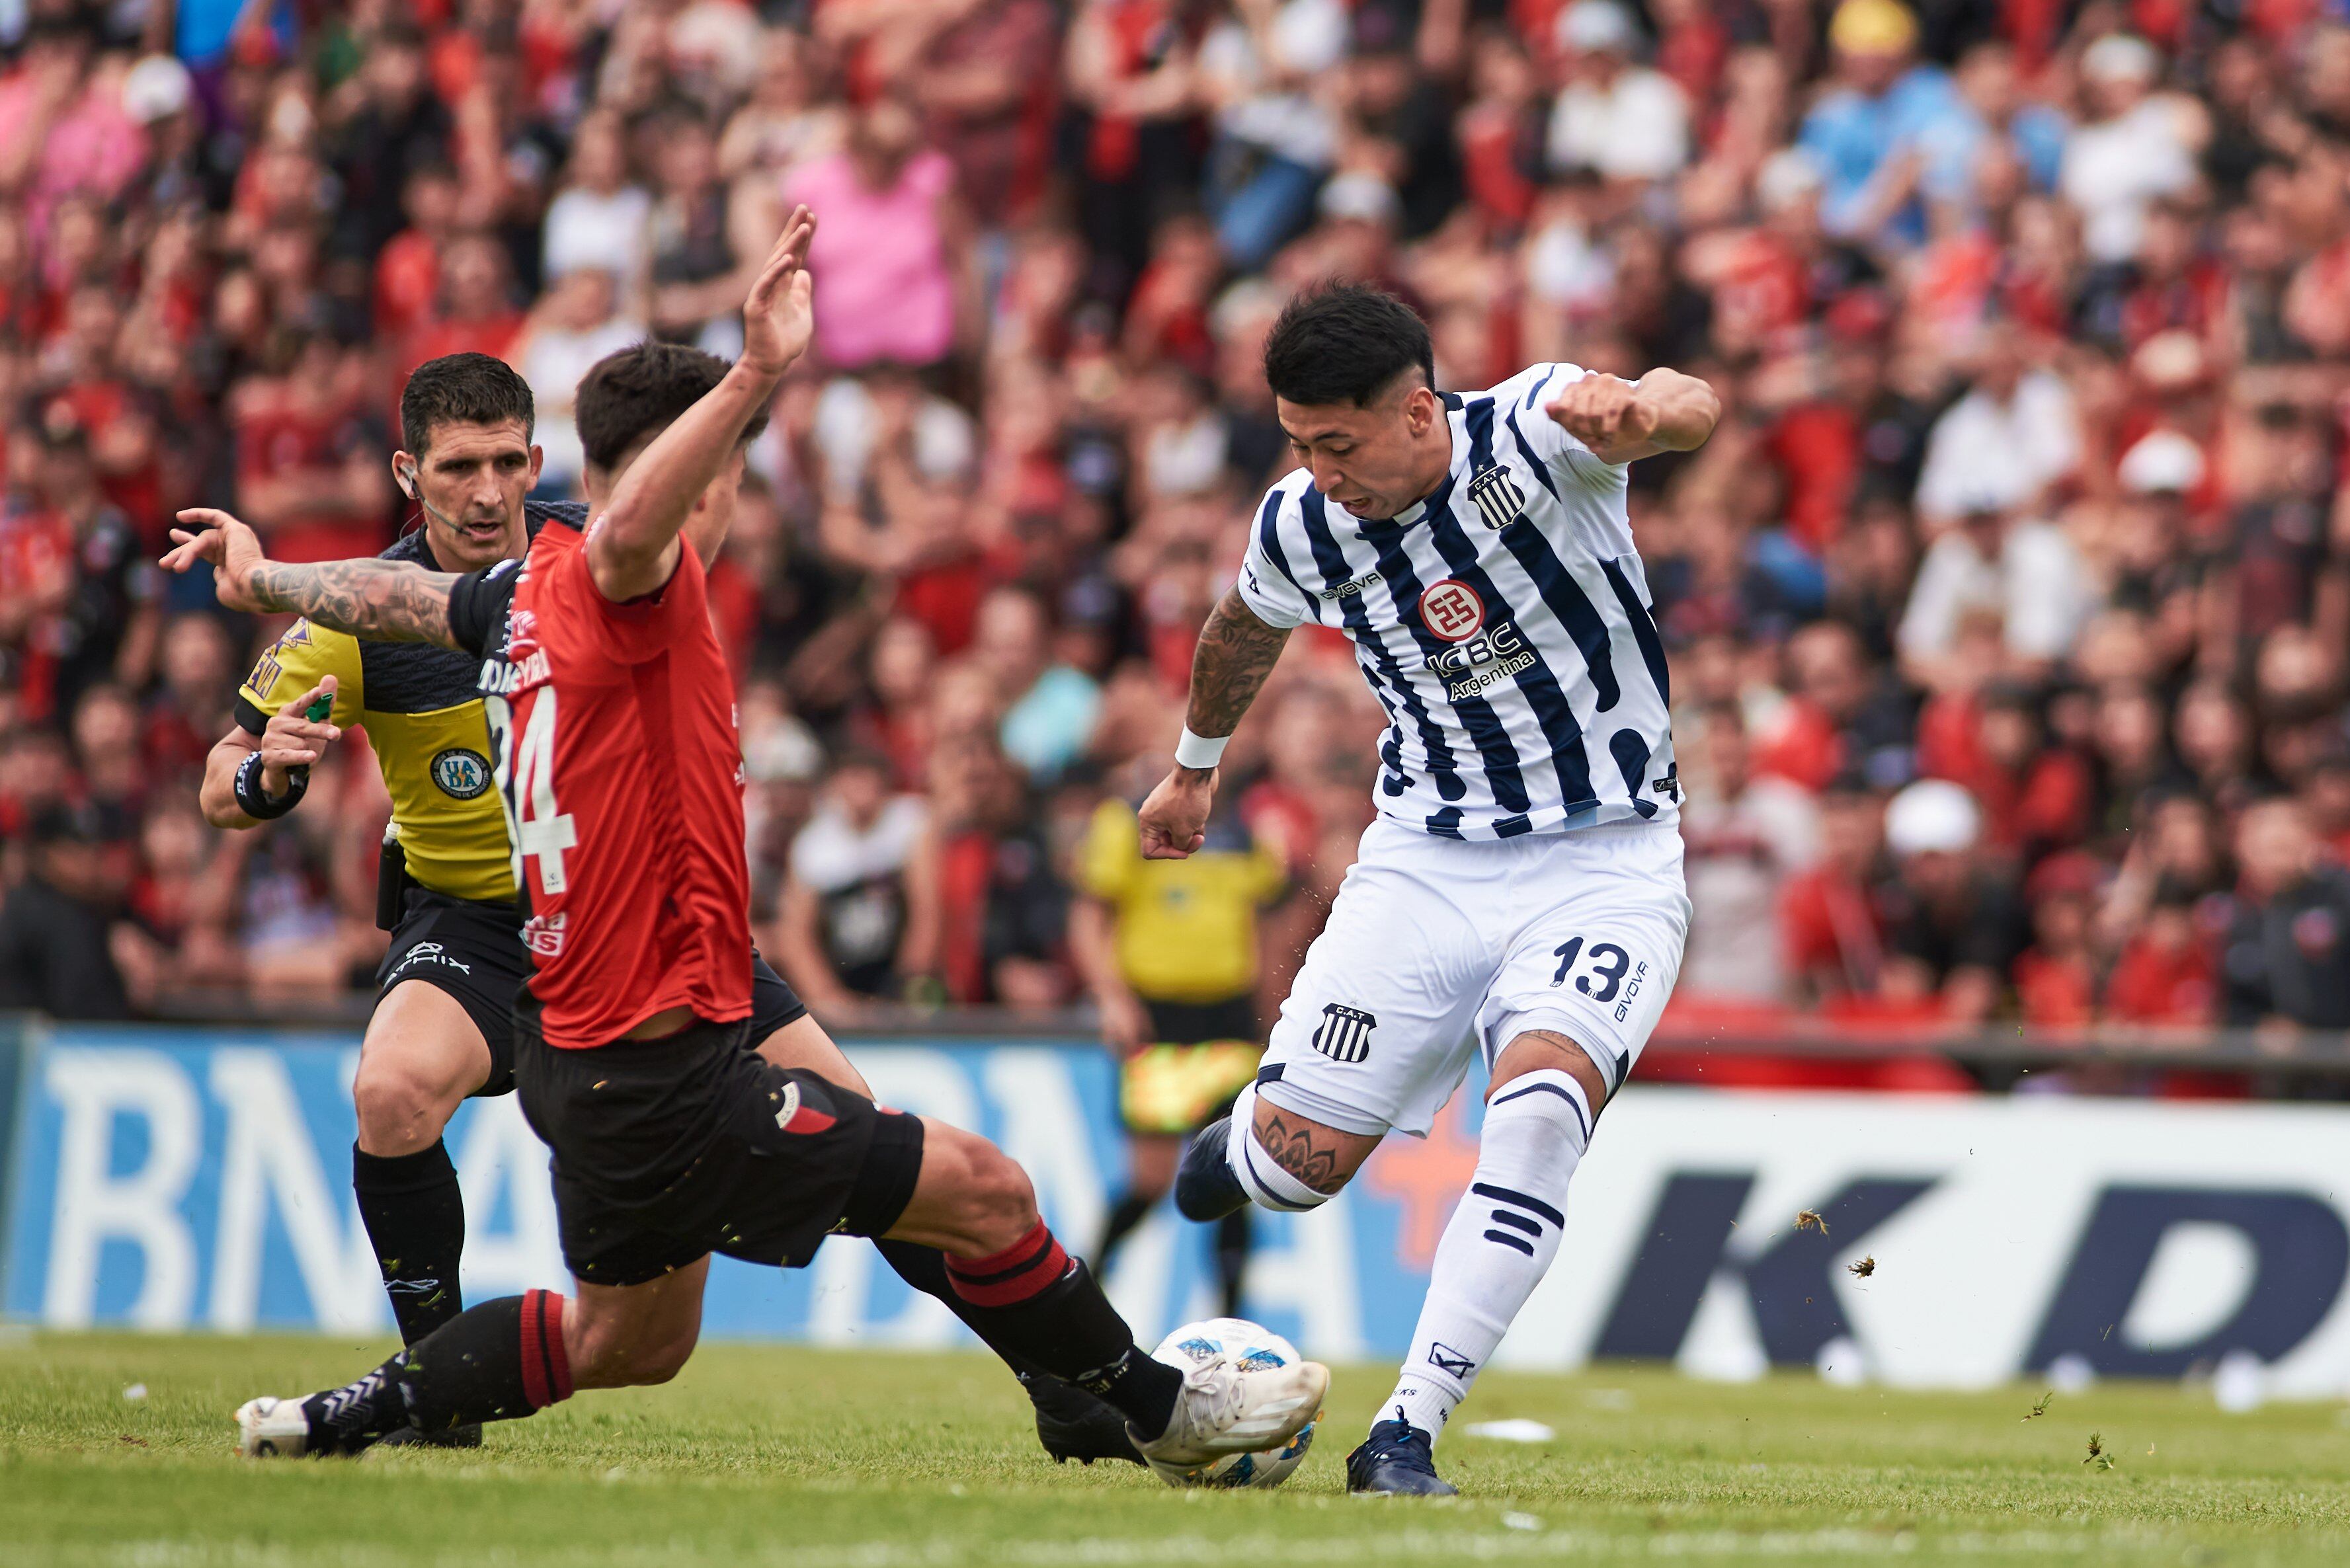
left=1145, top=1317, right=1319, bottom=1489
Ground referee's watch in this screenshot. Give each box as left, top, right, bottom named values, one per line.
left=233, top=748, right=308, bottom=820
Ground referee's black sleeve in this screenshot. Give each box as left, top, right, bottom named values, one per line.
left=445, top=561, right=516, bottom=658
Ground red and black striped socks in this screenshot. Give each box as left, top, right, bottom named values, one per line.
left=942, top=1222, right=1181, bottom=1438
left=304, top=1289, right=577, bottom=1451
left=943, top=1220, right=1069, bottom=1307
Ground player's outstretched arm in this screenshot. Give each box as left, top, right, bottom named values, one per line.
left=1137, top=586, right=1291, bottom=860
left=588, top=205, right=816, bottom=602
left=160, top=508, right=462, bottom=648
left=1545, top=366, right=1721, bottom=466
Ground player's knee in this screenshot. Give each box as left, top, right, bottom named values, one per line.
left=351, top=1056, right=457, bottom=1154
left=1490, top=1029, right=1608, bottom=1115
left=957, top=1140, right=1039, bottom=1253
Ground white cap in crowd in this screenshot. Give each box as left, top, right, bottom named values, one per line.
left=2117, top=430, right=2206, bottom=496
left=1885, top=779, right=1982, bottom=857
left=1559, top=0, right=1641, bottom=56
left=1757, top=149, right=1826, bottom=214
left=2081, top=33, right=2160, bottom=85
left=122, top=54, right=193, bottom=124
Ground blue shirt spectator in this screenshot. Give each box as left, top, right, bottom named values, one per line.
left=1799, top=0, right=1970, bottom=248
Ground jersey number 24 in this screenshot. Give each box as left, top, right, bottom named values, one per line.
left=486, top=690, right=579, bottom=898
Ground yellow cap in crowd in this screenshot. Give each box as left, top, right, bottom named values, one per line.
left=1830, top=0, right=1919, bottom=56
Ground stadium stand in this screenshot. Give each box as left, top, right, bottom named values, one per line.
left=3, top=0, right=2349, bottom=1079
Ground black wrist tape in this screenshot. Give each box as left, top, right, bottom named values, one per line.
left=234, top=748, right=306, bottom=820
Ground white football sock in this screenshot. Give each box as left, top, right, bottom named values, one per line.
left=1383, top=1068, right=1591, bottom=1441
left=1224, top=1083, right=1334, bottom=1212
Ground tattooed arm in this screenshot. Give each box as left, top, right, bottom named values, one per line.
left=1137, top=584, right=1292, bottom=860
left=160, top=508, right=462, bottom=648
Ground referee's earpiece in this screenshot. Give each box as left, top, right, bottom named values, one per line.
left=396, top=461, right=419, bottom=500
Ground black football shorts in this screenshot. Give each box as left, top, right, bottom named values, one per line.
left=376, top=884, right=809, bottom=1102
left=376, top=889, right=529, bottom=1095
left=512, top=1016, right=925, bottom=1288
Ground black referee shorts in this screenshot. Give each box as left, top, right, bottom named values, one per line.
left=513, top=1016, right=926, bottom=1288
left=375, top=888, right=529, bottom=1096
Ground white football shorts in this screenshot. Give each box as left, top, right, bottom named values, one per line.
left=1255, top=816, right=1690, bottom=1138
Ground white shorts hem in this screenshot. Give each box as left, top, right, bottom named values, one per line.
left=1483, top=1007, right=1626, bottom=1091
left=1255, top=1073, right=1404, bottom=1139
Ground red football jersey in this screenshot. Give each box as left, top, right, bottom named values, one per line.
left=454, top=517, right=752, bottom=1047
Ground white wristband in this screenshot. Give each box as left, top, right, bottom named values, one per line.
left=1174, top=726, right=1229, bottom=771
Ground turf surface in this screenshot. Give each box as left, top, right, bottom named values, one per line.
left=3, top=1332, right=2349, bottom=1565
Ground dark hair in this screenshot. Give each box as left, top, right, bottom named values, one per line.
left=400, top=352, right=534, bottom=454
left=1262, top=283, right=1434, bottom=408
left=575, top=340, right=770, bottom=473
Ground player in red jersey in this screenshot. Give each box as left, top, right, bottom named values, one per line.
left=163, top=210, right=1325, bottom=1467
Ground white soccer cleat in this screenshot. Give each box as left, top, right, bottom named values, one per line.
left=1135, top=1357, right=1330, bottom=1467
left=235, top=1395, right=311, bottom=1458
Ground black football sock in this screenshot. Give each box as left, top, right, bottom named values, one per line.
left=1095, top=1189, right=1155, bottom=1273
left=352, top=1140, right=467, bottom=1346
left=1214, top=1206, right=1252, bottom=1319
left=873, top=1237, right=1041, bottom=1378
left=944, top=1222, right=1182, bottom=1438
left=305, top=1289, right=574, bottom=1452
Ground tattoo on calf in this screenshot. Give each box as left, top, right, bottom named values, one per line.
left=1258, top=1111, right=1352, bottom=1195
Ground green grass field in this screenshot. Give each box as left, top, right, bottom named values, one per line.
left=4, top=1333, right=2349, bottom=1567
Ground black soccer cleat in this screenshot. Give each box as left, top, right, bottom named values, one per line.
left=376, top=1423, right=483, bottom=1450
left=1022, top=1372, right=1145, bottom=1466
left=1346, top=1418, right=1459, bottom=1497
left=1174, top=1119, right=1248, bottom=1222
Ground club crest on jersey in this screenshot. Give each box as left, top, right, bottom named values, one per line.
left=1467, top=463, right=1527, bottom=530
left=431, top=747, right=492, bottom=800
left=1418, top=579, right=1485, bottom=642
left=521, top=910, right=566, bottom=957
left=1311, top=1003, right=1377, bottom=1063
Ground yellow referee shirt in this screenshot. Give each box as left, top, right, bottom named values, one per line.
left=231, top=518, right=553, bottom=906
left=1075, top=798, right=1284, bottom=1003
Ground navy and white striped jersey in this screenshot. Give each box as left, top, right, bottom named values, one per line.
left=1236, top=363, right=1678, bottom=840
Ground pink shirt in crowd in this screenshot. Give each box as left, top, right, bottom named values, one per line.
left=784, top=148, right=956, bottom=370
left=0, top=79, right=145, bottom=243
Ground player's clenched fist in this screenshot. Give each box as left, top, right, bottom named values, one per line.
left=1545, top=372, right=1659, bottom=452
left=1138, top=767, right=1213, bottom=859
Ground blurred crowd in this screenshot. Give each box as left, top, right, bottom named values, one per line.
left=6, top=0, right=2350, bottom=1043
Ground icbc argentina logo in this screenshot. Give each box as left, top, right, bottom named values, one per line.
left=1418, top=578, right=1485, bottom=642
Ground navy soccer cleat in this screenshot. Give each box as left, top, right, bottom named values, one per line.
left=1174, top=1118, right=1248, bottom=1222
left=1022, top=1372, right=1145, bottom=1466
left=1345, top=1417, right=1459, bottom=1496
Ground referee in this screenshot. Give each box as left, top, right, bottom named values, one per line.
left=198, top=354, right=549, bottom=1446
left=1072, top=776, right=1286, bottom=1315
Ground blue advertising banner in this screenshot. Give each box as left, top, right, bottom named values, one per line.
left=13, top=1025, right=2350, bottom=1397
left=0, top=1027, right=1414, bottom=1361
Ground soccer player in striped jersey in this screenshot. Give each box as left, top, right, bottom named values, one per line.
left=1158, top=284, right=1718, bottom=1495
